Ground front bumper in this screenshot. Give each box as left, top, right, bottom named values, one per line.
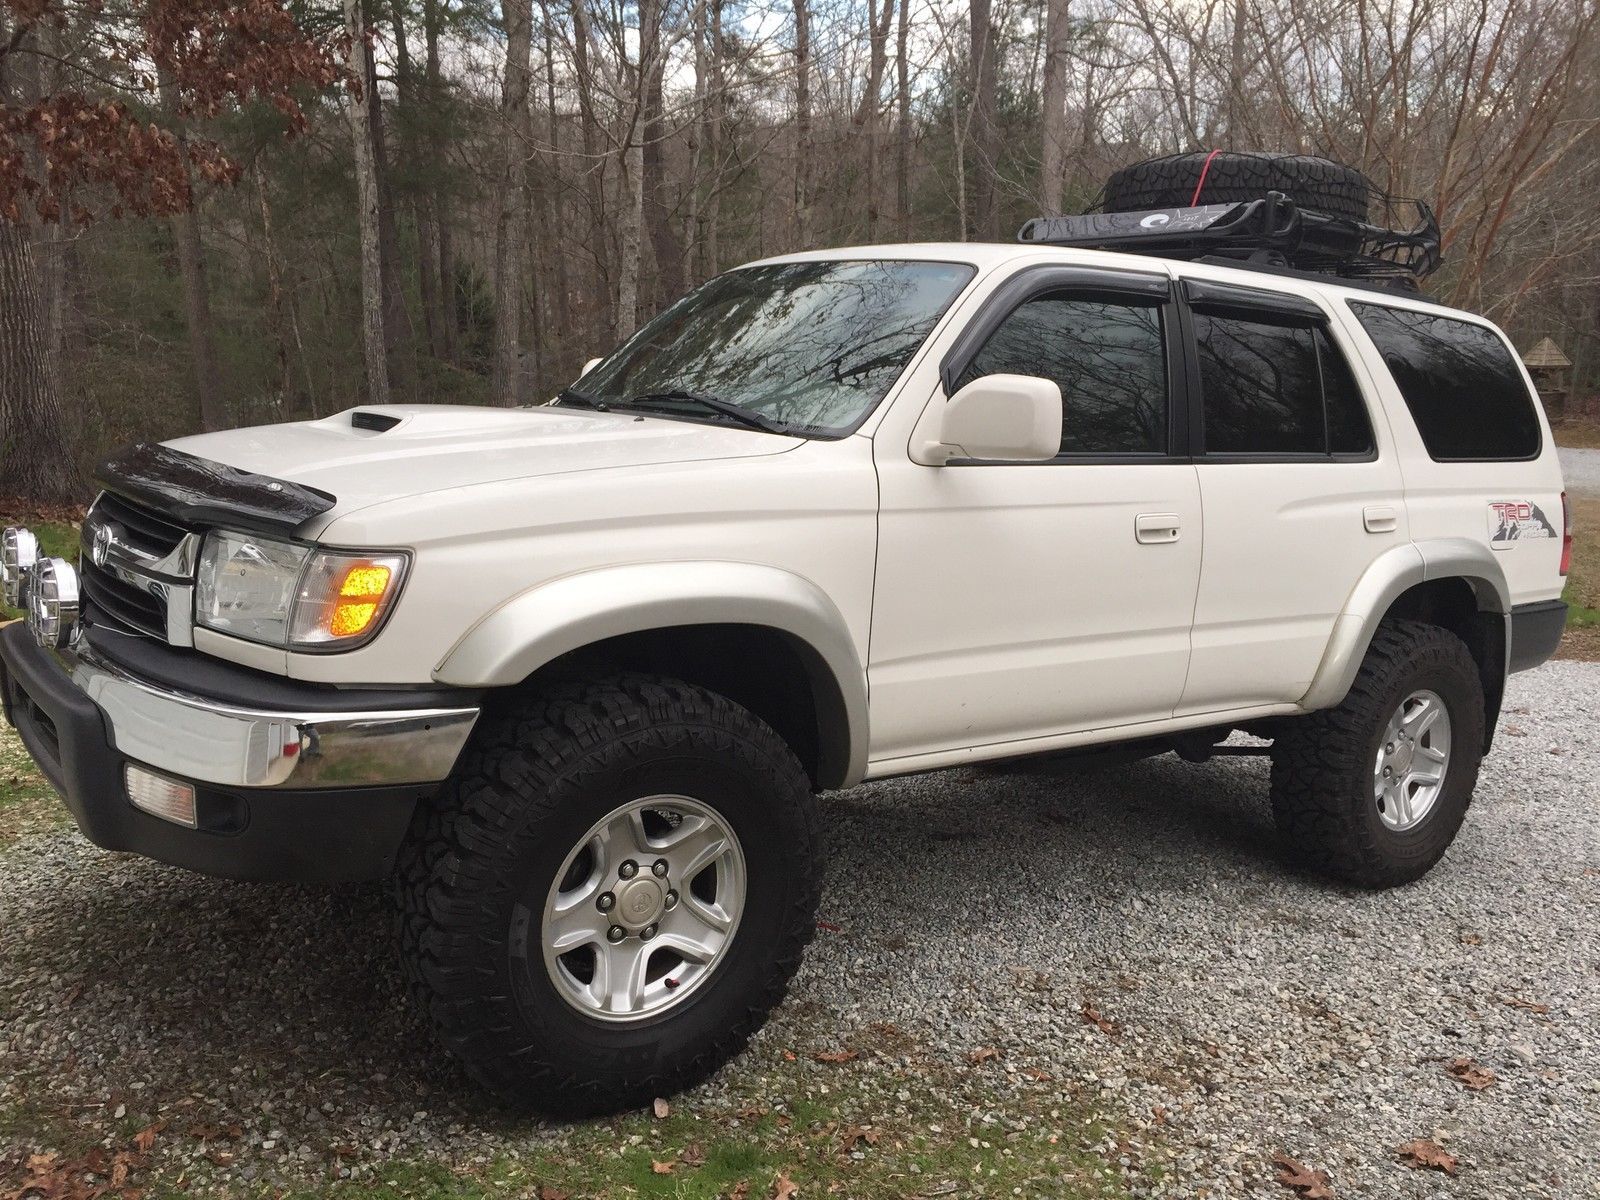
left=0, top=623, right=479, bottom=882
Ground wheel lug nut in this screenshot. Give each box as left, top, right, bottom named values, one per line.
left=606, top=925, right=626, bottom=943
left=1386, top=743, right=1395, bottom=754
left=641, top=924, right=658, bottom=941
left=652, top=859, right=670, bottom=878
left=665, top=889, right=679, bottom=909
left=1383, top=766, right=1393, bottom=777
left=597, top=892, right=615, bottom=912
left=618, top=860, right=638, bottom=880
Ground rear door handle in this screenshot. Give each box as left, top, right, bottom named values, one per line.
left=1363, top=505, right=1398, bottom=534
left=1135, top=513, right=1181, bottom=544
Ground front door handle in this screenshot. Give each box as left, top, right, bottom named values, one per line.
left=1135, top=513, right=1181, bottom=544
left=1363, top=505, right=1399, bottom=534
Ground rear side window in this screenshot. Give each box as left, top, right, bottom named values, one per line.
left=1349, top=303, right=1540, bottom=461
left=1193, top=312, right=1374, bottom=456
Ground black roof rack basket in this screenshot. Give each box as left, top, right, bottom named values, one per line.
left=1017, top=190, right=1441, bottom=284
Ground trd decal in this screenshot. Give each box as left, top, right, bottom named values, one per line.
left=1487, top=500, right=1556, bottom=543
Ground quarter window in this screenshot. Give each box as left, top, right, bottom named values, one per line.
left=1193, top=312, right=1374, bottom=456
left=1349, top=303, right=1540, bottom=461
left=955, top=293, right=1168, bottom=455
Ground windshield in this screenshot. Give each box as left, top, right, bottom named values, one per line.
left=572, top=259, right=976, bottom=436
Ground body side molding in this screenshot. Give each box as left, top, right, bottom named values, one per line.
left=432, top=561, right=869, bottom=788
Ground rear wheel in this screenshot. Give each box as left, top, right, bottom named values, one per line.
left=1270, top=620, right=1485, bottom=887
left=397, top=673, right=821, bottom=1114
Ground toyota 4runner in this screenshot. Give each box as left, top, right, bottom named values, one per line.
left=0, top=223, right=1571, bottom=1114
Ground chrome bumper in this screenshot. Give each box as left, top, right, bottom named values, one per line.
left=56, top=642, right=479, bottom=789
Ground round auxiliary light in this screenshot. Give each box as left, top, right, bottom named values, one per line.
left=2, top=526, right=40, bottom=608
left=26, top=557, right=80, bottom=650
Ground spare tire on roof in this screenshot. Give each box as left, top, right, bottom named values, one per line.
left=1103, top=151, right=1372, bottom=222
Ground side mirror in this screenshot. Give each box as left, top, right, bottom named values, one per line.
left=580, top=357, right=603, bottom=378
left=912, top=374, right=1061, bottom=465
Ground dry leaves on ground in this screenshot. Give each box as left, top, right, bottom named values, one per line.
left=771, top=1170, right=799, bottom=1199
left=651, top=1160, right=676, bottom=1175
left=1080, top=1002, right=1122, bottom=1039
left=1396, top=1139, right=1459, bottom=1175
left=1273, top=1152, right=1335, bottom=1199
left=966, top=1046, right=1002, bottom=1065
left=1445, top=1056, right=1496, bottom=1090
left=1502, top=996, right=1551, bottom=1014
left=838, top=1125, right=880, bottom=1153
left=812, top=1049, right=858, bottom=1064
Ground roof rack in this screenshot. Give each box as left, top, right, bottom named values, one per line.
left=1016, top=191, right=1441, bottom=285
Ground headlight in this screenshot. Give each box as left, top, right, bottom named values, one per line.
left=196, top=530, right=408, bottom=651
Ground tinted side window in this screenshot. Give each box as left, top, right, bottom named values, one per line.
left=1318, top=328, right=1375, bottom=455
left=1194, top=313, right=1324, bottom=454
left=1349, top=303, right=1540, bottom=460
left=956, top=294, right=1167, bottom=454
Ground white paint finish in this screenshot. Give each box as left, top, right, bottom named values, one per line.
left=868, top=453, right=1203, bottom=761
left=282, top=437, right=880, bottom=687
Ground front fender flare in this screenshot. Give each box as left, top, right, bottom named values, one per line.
left=1300, top=539, right=1511, bottom=712
left=433, top=562, right=869, bottom=788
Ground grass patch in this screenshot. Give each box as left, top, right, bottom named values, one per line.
left=0, top=723, right=66, bottom=848
left=1558, top=493, right=1600, bottom=659
left=1553, top=419, right=1600, bottom=450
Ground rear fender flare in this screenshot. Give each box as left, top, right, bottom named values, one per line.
left=1300, top=539, right=1510, bottom=711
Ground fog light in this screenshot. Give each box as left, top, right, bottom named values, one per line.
left=2, top=527, right=39, bottom=607
left=26, top=556, right=80, bottom=650
left=125, top=765, right=198, bottom=828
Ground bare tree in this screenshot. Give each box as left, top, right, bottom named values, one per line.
left=969, top=0, right=1000, bottom=240
left=345, top=0, right=392, bottom=407
left=1040, top=0, right=1071, bottom=214
left=492, top=0, right=534, bottom=404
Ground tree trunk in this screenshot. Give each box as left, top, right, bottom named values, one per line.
left=896, top=0, right=911, bottom=236
left=541, top=0, right=572, bottom=354
left=423, top=0, right=456, bottom=362
left=1040, top=0, right=1070, bottom=214
left=345, top=0, right=393, bottom=407
left=0, top=221, right=76, bottom=504
left=642, top=0, right=683, bottom=306
left=792, top=0, right=813, bottom=248
left=393, top=0, right=446, bottom=363
left=705, top=0, right=724, bottom=274
left=854, top=0, right=893, bottom=239
left=570, top=0, right=615, bottom=335
left=362, top=6, right=416, bottom=398
left=969, top=0, right=1000, bottom=240
left=492, top=0, right=534, bottom=404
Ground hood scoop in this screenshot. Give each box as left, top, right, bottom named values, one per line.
left=351, top=410, right=403, bottom=433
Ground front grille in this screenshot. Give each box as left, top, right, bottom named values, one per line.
left=93, top=492, right=188, bottom=560
left=79, top=492, right=195, bottom=640
left=79, top=558, right=169, bottom=638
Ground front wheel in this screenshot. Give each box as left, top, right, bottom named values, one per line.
left=1270, top=619, right=1486, bottom=888
left=397, top=673, right=822, bottom=1114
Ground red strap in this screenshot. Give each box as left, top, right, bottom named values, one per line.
left=1190, top=148, right=1222, bottom=206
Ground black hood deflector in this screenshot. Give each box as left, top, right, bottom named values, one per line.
left=95, top=442, right=337, bottom=536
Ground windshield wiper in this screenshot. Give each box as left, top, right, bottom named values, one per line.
left=627, top=389, right=791, bottom=435
left=553, top=387, right=610, bottom=412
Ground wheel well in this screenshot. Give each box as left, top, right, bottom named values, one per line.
left=1381, top=577, right=1506, bottom=750
left=508, top=624, right=850, bottom=790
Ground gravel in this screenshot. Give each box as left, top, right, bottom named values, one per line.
left=3, top=661, right=1598, bottom=1198
left=1558, top=446, right=1600, bottom=495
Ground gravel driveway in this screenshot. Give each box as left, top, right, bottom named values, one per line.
left=1559, top=446, right=1600, bottom=495
left=2, top=662, right=1597, bottom=1198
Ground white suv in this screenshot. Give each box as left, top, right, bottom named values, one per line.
left=0, top=240, right=1571, bottom=1114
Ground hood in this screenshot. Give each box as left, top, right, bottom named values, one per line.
left=165, top=405, right=801, bottom=516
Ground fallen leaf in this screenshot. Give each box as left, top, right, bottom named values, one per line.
left=1080, top=1002, right=1122, bottom=1040
left=725, top=1183, right=750, bottom=1200
left=838, top=1124, right=880, bottom=1152
left=736, top=1105, right=769, bottom=1120
left=1396, top=1139, right=1458, bottom=1175
left=678, top=1142, right=705, bottom=1167
left=815, top=919, right=842, bottom=933
left=812, top=1050, right=858, bottom=1064
left=537, top=1187, right=570, bottom=1200
left=1446, top=1057, right=1496, bottom=1091
left=207, top=1149, right=237, bottom=1167
left=651, top=1159, right=676, bottom=1175
left=652, top=1096, right=670, bottom=1119
left=1272, top=1152, right=1335, bottom=1198
left=771, top=1170, right=799, bottom=1199
left=1503, top=997, right=1551, bottom=1014
left=1021, top=1066, right=1054, bottom=1082
left=966, top=1046, right=1002, bottom=1064
left=781, top=1050, right=797, bottom=1062
left=1152, top=1105, right=1169, bottom=1125
left=133, top=1120, right=167, bottom=1153
left=1458, top=932, right=1484, bottom=945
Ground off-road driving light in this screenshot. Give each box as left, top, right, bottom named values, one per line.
left=25, top=556, right=79, bottom=650
left=2, top=526, right=39, bottom=607
left=124, top=765, right=198, bottom=828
